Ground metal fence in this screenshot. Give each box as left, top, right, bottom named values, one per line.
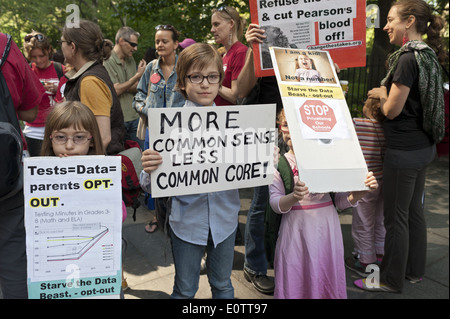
left=338, top=55, right=387, bottom=117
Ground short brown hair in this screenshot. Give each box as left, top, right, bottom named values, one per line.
left=175, top=43, right=223, bottom=99
left=363, top=98, right=385, bottom=122
left=41, top=101, right=105, bottom=156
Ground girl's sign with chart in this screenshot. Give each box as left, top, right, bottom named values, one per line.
left=23, top=156, right=122, bottom=299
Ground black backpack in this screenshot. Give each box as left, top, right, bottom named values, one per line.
left=0, top=34, right=23, bottom=200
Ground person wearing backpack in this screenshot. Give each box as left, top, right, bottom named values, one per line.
left=0, top=33, right=45, bottom=299
left=22, top=31, right=66, bottom=156
left=269, top=109, right=379, bottom=299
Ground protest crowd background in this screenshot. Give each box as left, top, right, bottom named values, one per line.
left=0, top=0, right=448, bottom=302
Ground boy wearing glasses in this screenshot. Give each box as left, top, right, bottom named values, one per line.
left=140, top=43, right=240, bottom=299
left=104, top=26, right=147, bottom=149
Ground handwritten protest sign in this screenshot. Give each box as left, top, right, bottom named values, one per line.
left=24, top=156, right=122, bottom=299
left=270, top=47, right=368, bottom=193
left=249, top=0, right=367, bottom=77
left=147, top=104, right=277, bottom=198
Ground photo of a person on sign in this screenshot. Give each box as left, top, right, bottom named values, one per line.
left=260, top=25, right=297, bottom=70
left=295, top=52, right=321, bottom=83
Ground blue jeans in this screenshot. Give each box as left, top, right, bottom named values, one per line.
left=170, top=228, right=236, bottom=299
left=124, top=118, right=144, bottom=150
left=244, top=185, right=269, bottom=275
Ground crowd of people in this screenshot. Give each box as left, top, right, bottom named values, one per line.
left=0, top=0, right=447, bottom=299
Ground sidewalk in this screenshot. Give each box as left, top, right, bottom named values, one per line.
left=122, top=154, right=449, bottom=299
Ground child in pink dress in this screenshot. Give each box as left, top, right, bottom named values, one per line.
left=269, top=110, right=379, bottom=299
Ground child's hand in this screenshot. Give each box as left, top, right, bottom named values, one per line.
left=279, top=179, right=309, bottom=212
left=293, top=179, right=309, bottom=201
left=348, top=171, right=378, bottom=204
left=141, top=149, right=162, bottom=173
left=364, top=171, right=378, bottom=191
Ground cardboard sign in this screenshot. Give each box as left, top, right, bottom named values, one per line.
left=270, top=47, right=368, bottom=193
left=249, top=0, right=367, bottom=77
left=148, top=104, right=277, bottom=198
left=23, top=156, right=122, bottom=299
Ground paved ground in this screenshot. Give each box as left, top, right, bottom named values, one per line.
left=122, top=154, right=449, bottom=300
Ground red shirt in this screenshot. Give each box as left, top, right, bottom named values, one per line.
left=214, top=41, right=248, bottom=106
left=0, top=34, right=45, bottom=114
left=26, top=62, right=65, bottom=127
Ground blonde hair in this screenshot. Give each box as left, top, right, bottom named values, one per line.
left=175, top=43, right=224, bottom=99
left=41, top=101, right=105, bottom=156
left=212, top=6, right=246, bottom=40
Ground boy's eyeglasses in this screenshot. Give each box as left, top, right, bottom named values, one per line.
left=186, top=73, right=221, bottom=84
left=50, top=134, right=92, bottom=145
left=25, top=34, right=45, bottom=42
left=124, top=39, right=138, bottom=48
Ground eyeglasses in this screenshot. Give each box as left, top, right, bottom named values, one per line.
left=25, top=34, right=45, bottom=42
left=155, top=24, right=175, bottom=31
left=186, top=73, right=221, bottom=84
left=50, top=134, right=92, bottom=145
left=124, top=39, right=138, bottom=48
left=57, top=39, right=71, bottom=46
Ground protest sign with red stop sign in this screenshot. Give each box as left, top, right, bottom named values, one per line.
left=299, top=100, right=336, bottom=133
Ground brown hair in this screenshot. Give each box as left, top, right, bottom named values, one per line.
left=392, top=0, right=447, bottom=65
left=23, top=31, right=53, bottom=60
left=363, top=98, right=385, bottom=122
left=212, top=6, right=246, bottom=40
left=62, top=19, right=113, bottom=63
left=175, top=43, right=224, bottom=99
left=41, top=101, right=105, bottom=156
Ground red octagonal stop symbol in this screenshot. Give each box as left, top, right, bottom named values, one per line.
left=299, top=100, right=337, bottom=132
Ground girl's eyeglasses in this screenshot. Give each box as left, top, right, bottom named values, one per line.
left=186, top=73, right=221, bottom=84
left=25, top=34, right=45, bottom=42
left=50, top=134, right=92, bottom=145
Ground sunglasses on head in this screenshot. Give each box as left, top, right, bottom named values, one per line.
left=25, top=34, right=45, bottom=42
left=155, top=24, right=175, bottom=31
left=217, top=5, right=232, bottom=17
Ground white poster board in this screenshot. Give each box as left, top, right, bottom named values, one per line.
left=148, top=104, right=277, bottom=198
left=24, top=156, right=122, bottom=299
left=270, top=47, right=368, bottom=193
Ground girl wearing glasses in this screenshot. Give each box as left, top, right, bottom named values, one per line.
left=140, top=43, right=241, bottom=299
left=22, top=31, right=66, bottom=157
left=40, top=101, right=128, bottom=292
left=211, top=5, right=248, bottom=106
left=41, top=101, right=104, bottom=157
left=61, top=20, right=126, bottom=156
